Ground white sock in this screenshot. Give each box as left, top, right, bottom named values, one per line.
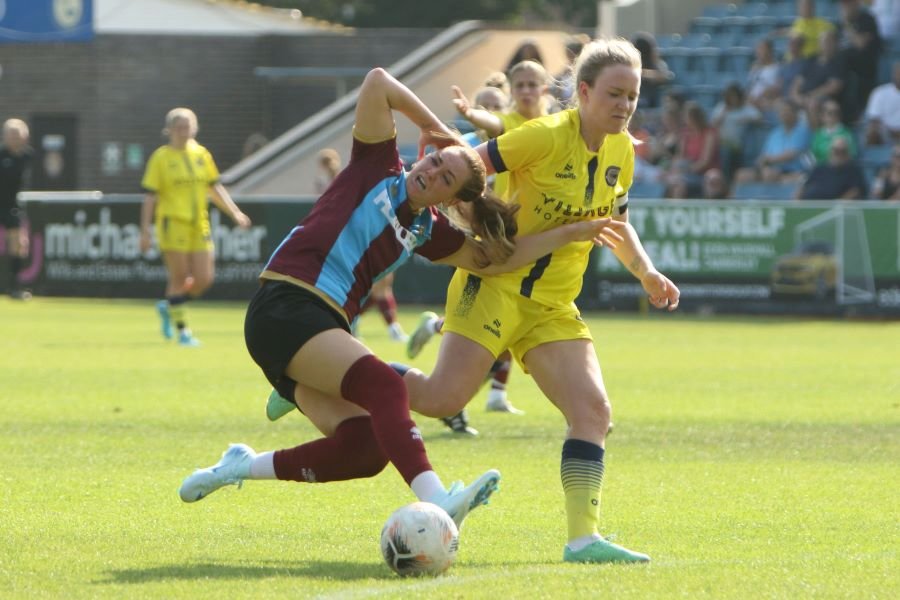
left=429, top=317, right=441, bottom=334
left=566, top=533, right=602, bottom=552
left=249, top=451, right=277, bottom=479
left=410, top=470, right=446, bottom=502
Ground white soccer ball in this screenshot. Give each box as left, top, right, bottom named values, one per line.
left=380, top=501, right=459, bottom=577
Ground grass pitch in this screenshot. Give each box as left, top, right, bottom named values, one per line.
left=1, top=297, right=897, bottom=598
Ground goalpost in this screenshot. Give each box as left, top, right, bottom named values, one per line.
left=794, top=206, right=876, bottom=305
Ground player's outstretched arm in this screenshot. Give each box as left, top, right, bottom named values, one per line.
left=440, top=218, right=626, bottom=275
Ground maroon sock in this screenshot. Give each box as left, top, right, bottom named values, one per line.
left=375, top=294, right=398, bottom=325
left=273, top=416, right=388, bottom=483
left=491, top=357, right=511, bottom=390
left=341, top=355, right=432, bottom=484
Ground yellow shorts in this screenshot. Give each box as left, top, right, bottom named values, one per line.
left=442, top=270, right=592, bottom=373
left=156, top=216, right=213, bottom=253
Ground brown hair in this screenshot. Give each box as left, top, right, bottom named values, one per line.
left=455, top=145, right=519, bottom=268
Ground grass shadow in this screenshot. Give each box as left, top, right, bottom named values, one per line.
left=98, top=560, right=386, bottom=585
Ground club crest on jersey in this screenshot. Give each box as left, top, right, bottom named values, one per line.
left=605, top=166, right=621, bottom=187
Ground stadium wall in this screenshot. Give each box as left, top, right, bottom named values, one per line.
left=6, top=195, right=900, bottom=317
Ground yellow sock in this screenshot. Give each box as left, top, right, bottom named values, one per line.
left=561, top=439, right=605, bottom=541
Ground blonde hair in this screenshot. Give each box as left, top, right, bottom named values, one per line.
left=163, top=107, right=198, bottom=138
left=482, top=71, right=510, bottom=97
left=2, top=118, right=29, bottom=138
left=572, top=37, right=642, bottom=104
left=507, top=60, right=551, bottom=115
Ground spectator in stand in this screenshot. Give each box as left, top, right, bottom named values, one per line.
left=871, top=144, right=900, bottom=199
left=736, top=99, right=812, bottom=183
left=779, top=32, right=808, bottom=102
left=797, top=136, right=868, bottom=199
left=505, top=39, right=544, bottom=74
left=648, top=106, right=683, bottom=170
left=632, top=31, right=674, bottom=109
left=809, top=99, right=857, bottom=164
left=314, top=148, right=341, bottom=194
left=863, top=61, right=900, bottom=145
left=869, top=0, right=900, bottom=41
left=701, top=168, right=730, bottom=199
left=630, top=111, right=663, bottom=183
left=666, top=101, right=719, bottom=198
left=551, top=34, right=590, bottom=107
left=790, top=29, right=851, bottom=120
left=838, top=0, right=883, bottom=109
left=746, top=39, right=782, bottom=112
left=711, top=83, right=763, bottom=182
left=789, top=0, right=836, bottom=58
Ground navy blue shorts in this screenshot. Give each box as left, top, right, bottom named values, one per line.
left=244, top=280, right=350, bottom=401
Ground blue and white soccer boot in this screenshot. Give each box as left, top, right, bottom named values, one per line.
left=178, top=443, right=256, bottom=503
left=406, top=311, right=439, bottom=359
left=563, top=536, right=650, bottom=564
left=156, top=300, right=173, bottom=340
left=178, top=329, right=201, bottom=347
left=432, top=468, right=501, bottom=529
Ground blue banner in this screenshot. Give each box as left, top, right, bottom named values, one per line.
left=0, top=0, right=94, bottom=43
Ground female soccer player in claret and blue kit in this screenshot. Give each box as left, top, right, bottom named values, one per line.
left=399, top=38, right=682, bottom=563
left=177, top=68, right=626, bottom=530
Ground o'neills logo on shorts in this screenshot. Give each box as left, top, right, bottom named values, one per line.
left=605, top=166, right=620, bottom=187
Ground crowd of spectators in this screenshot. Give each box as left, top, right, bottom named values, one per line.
left=625, top=0, right=900, bottom=201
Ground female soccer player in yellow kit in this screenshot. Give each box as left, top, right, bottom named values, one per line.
left=140, top=108, right=251, bottom=346
left=403, top=37, right=681, bottom=564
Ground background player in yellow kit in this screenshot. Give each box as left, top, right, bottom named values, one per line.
left=140, top=107, right=251, bottom=346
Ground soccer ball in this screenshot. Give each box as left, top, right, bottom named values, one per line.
left=380, top=502, right=459, bottom=577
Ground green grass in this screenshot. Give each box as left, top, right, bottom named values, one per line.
left=1, top=297, right=898, bottom=598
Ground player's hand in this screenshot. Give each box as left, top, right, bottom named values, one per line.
left=451, top=86, right=472, bottom=119
left=568, top=217, right=626, bottom=248
left=641, top=270, right=680, bottom=311
left=233, top=211, right=251, bottom=229
left=417, top=123, right=457, bottom=160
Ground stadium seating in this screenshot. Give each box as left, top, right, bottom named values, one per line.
left=732, top=181, right=800, bottom=201
left=629, top=180, right=667, bottom=199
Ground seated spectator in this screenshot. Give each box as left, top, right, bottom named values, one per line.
left=711, top=83, right=763, bottom=182
left=550, top=33, right=589, bottom=107
left=838, top=0, right=883, bottom=110
left=790, top=29, right=850, bottom=118
left=632, top=31, right=674, bottom=109
left=810, top=99, right=857, bottom=164
left=737, top=99, right=812, bottom=183
left=863, top=61, right=900, bottom=145
left=666, top=101, right=720, bottom=198
left=648, top=106, right=683, bottom=170
left=789, top=0, right=836, bottom=58
left=631, top=112, right=663, bottom=183
left=870, top=0, right=900, bottom=41
left=314, top=148, right=341, bottom=194
left=747, top=39, right=782, bottom=111
left=702, top=168, right=731, bottom=200
left=797, top=137, right=868, bottom=199
left=870, top=145, right=900, bottom=200
left=779, top=32, right=808, bottom=102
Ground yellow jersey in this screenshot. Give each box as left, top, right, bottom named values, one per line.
left=491, top=111, right=530, bottom=199
left=482, top=108, right=633, bottom=308
left=141, top=139, right=220, bottom=223
left=790, top=18, right=835, bottom=58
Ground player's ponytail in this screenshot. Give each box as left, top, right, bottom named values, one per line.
left=467, top=192, right=520, bottom=268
